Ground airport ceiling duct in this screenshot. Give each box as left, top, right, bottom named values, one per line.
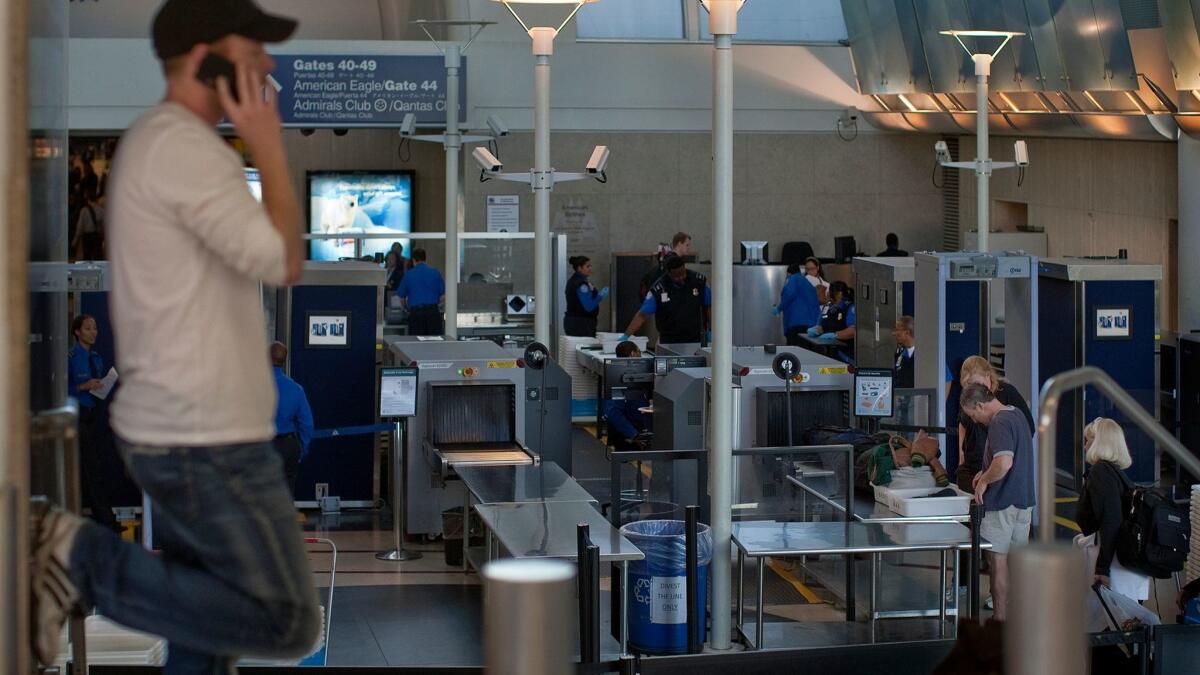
left=842, top=0, right=1200, bottom=140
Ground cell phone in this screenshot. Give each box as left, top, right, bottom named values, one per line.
left=197, top=54, right=239, bottom=102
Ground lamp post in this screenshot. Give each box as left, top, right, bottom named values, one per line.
left=404, top=20, right=495, bottom=339
left=938, top=30, right=1024, bottom=254
left=490, top=0, right=600, bottom=346
left=701, top=0, right=744, bottom=651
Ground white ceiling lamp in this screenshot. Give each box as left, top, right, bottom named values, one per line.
left=699, top=0, right=747, bottom=35
left=938, top=29, right=1026, bottom=254
left=489, top=0, right=605, bottom=346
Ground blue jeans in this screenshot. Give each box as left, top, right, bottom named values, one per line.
left=603, top=399, right=649, bottom=442
left=69, top=440, right=321, bottom=674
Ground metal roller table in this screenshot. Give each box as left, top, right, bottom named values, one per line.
left=457, top=461, right=597, bottom=508
left=473, top=501, right=644, bottom=656
left=457, top=461, right=599, bottom=573
left=784, top=471, right=984, bottom=631
left=732, top=521, right=989, bottom=650
left=786, top=473, right=972, bottom=525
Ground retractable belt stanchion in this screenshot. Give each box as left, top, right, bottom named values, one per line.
left=968, top=502, right=983, bottom=620
left=577, top=523, right=600, bottom=664
left=377, top=419, right=421, bottom=561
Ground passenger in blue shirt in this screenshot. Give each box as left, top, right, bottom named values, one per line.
left=67, top=314, right=120, bottom=531
left=771, top=262, right=821, bottom=346
left=604, top=342, right=652, bottom=450
left=397, top=248, right=446, bottom=336
left=270, top=342, right=314, bottom=496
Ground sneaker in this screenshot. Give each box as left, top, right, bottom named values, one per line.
left=29, top=500, right=83, bottom=665
left=945, top=585, right=967, bottom=602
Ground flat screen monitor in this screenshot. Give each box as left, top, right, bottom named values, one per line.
left=244, top=168, right=262, bottom=202
left=854, top=368, right=894, bottom=418
left=307, top=170, right=414, bottom=261
left=379, top=367, right=419, bottom=418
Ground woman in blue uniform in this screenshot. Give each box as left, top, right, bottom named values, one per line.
left=563, top=255, right=609, bottom=337
left=808, top=280, right=856, bottom=363
left=772, top=262, right=821, bottom=346
left=67, top=314, right=120, bottom=531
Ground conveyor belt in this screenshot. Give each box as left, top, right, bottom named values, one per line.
left=440, top=450, right=535, bottom=467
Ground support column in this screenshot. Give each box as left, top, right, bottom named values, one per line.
left=444, top=46, right=461, bottom=339
left=973, top=54, right=992, bottom=253
left=531, top=29, right=555, bottom=347
left=3, top=0, right=33, bottom=670
left=709, top=25, right=736, bottom=652
left=1179, top=133, right=1200, bottom=331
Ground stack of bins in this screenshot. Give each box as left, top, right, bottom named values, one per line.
left=559, top=335, right=599, bottom=418
left=1189, top=485, right=1199, bottom=584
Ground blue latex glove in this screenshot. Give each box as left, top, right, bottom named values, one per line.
left=618, top=334, right=631, bottom=342
left=769, top=305, right=781, bottom=316
left=817, top=332, right=839, bottom=343
left=806, top=325, right=823, bottom=338
left=598, top=287, right=610, bottom=301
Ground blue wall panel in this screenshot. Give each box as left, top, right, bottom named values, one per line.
left=290, top=285, right=378, bottom=501
left=1038, top=277, right=1079, bottom=483
left=1083, top=281, right=1157, bottom=483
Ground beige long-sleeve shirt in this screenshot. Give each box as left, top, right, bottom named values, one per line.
left=107, top=102, right=287, bottom=447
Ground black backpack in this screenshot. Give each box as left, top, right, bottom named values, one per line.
left=1107, top=464, right=1190, bottom=579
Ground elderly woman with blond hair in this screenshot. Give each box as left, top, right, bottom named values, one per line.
left=1076, top=417, right=1141, bottom=591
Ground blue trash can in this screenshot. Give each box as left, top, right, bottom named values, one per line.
left=620, top=519, right=712, bottom=654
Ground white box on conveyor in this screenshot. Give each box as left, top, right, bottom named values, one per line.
left=884, top=486, right=972, bottom=518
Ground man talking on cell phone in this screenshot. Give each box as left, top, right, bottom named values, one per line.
left=26, top=1, right=320, bottom=671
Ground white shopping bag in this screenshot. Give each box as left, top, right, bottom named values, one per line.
left=1073, top=533, right=1151, bottom=601
left=1086, top=585, right=1160, bottom=655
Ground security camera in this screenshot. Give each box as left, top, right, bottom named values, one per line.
left=1014, top=140, right=1029, bottom=167
left=399, top=113, right=417, bottom=137
left=586, top=145, right=610, bottom=175
left=487, top=114, right=509, bottom=138
left=934, top=140, right=951, bottom=164
left=473, top=147, right=503, bottom=173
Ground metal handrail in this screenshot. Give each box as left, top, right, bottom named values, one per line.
left=1036, top=366, right=1200, bottom=543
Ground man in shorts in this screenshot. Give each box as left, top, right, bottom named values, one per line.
left=960, top=383, right=1036, bottom=621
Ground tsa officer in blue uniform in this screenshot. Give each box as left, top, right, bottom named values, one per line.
left=397, top=248, right=446, bottom=336
left=620, top=255, right=711, bottom=346
left=269, top=342, right=313, bottom=496
left=67, top=314, right=120, bottom=530
left=807, top=280, right=856, bottom=364
left=772, top=262, right=821, bottom=346
left=604, top=341, right=653, bottom=451
left=564, top=255, right=609, bottom=337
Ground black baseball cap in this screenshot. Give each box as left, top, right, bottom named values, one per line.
left=152, top=0, right=298, bottom=60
